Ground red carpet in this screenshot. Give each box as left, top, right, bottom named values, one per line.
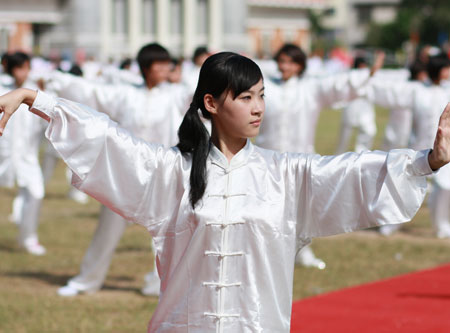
left=291, top=264, right=450, bottom=332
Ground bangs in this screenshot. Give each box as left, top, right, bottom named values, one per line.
left=226, top=56, right=263, bottom=98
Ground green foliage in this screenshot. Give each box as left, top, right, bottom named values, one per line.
left=365, top=0, right=450, bottom=51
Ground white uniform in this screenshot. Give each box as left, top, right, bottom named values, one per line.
left=0, top=80, right=46, bottom=252
left=257, top=69, right=371, bottom=154
left=366, top=80, right=450, bottom=237
left=46, top=71, right=190, bottom=293
left=371, top=70, right=416, bottom=151
left=31, top=90, right=432, bottom=332
left=335, top=97, right=376, bottom=154
left=257, top=69, right=371, bottom=266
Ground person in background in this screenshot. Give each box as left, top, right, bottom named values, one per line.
left=42, top=43, right=191, bottom=297
left=182, top=45, right=211, bottom=93
left=0, top=51, right=47, bottom=255
left=365, top=53, right=450, bottom=238
left=257, top=44, right=384, bottom=269
left=335, top=56, right=376, bottom=154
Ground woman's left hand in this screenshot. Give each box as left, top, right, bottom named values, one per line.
left=429, top=103, right=450, bottom=170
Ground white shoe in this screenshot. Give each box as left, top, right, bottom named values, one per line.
left=379, top=224, right=400, bottom=236
left=22, top=237, right=46, bottom=256
left=58, top=285, right=80, bottom=297
left=141, top=272, right=161, bottom=296
left=437, top=229, right=450, bottom=239
left=57, top=283, right=98, bottom=297
left=68, top=188, right=89, bottom=204
left=304, top=258, right=326, bottom=270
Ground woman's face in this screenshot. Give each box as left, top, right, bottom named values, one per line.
left=210, top=79, right=265, bottom=140
left=277, top=53, right=302, bottom=81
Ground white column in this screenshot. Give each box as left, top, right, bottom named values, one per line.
left=183, top=0, right=196, bottom=58
left=128, top=0, right=142, bottom=56
left=100, top=0, right=112, bottom=61
left=156, top=0, right=170, bottom=46
left=208, top=0, right=223, bottom=52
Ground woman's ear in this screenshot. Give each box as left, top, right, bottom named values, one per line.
left=204, top=94, right=218, bottom=115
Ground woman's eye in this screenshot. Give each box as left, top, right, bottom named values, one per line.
left=260, top=94, right=265, bottom=99
left=241, top=96, right=251, bottom=100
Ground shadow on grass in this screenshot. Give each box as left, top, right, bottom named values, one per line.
left=0, top=243, right=18, bottom=253
left=4, top=271, right=72, bottom=286
left=42, top=192, right=70, bottom=200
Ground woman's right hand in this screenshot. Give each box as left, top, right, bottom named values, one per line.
left=0, top=88, right=37, bottom=136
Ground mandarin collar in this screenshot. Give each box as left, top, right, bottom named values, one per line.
left=209, top=139, right=253, bottom=171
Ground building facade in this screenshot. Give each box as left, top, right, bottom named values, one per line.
left=0, top=0, right=330, bottom=61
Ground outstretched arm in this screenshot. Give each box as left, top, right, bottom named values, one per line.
left=0, top=89, right=184, bottom=231
left=0, top=88, right=40, bottom=135
left=428, top=103, right=450, bottom=170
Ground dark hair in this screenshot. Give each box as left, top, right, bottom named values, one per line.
left=177, top=52, right=263, bottom=208
left=192, top=46, right=209, bottom=64
left=274, top=43, right=307, bottom=76
left=427, top=53, right=450, bottom=82
left=136, top=43, right=171, bottom=79
left=353, top=56, right=368, bottom=69
left=6, top=52, right=30, bottom=75
left=1, top=52, right=9, bottom=71
left=409, top=61, right=427, bottom=81
left=68, top=64, right=83, bottom=76
left=120, top=58, right=132, bottom=69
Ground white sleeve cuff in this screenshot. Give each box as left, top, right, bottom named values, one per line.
left=29, top=90, right=57, bottom=120
left=412, top=149, right=434, bottom=176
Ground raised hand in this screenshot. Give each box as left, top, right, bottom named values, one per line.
left=370, top=51, right=385, bottom=77
left=428, top=103, right=450, bottom=170
left=0, top=88, right=37, bottom=136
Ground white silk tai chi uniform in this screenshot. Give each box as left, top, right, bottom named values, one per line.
left=366, top=80, right=450, bottom=236
left=31, top=91, right=432, bottom=332
left=256, top=69, right=371, bottom=263
left=46, top=72, right=190, bottom=292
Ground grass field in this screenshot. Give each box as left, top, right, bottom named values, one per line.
left=1, top=106, right=450, bottom=332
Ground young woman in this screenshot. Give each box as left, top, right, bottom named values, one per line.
left=0, top=52, right=448, bottom=332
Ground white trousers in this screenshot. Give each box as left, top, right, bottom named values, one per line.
left=16, top=187, right=42, bottom=245
left=428, top=183, right=450, bottom=238
left=67, top=204, right=157, bottom=291
left=335, top=109, right=376, bottom=154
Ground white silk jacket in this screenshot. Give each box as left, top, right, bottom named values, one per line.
left=257, top=69, right=371, bottom=153
left=364, top=80, right=450, bottom=189
left=32, top=91, right=432, bottom=332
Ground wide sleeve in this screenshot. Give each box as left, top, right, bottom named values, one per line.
left=363, top=78, right=416, bottom=110
left=30, top=91, right=187, bottom=230
left=294, top=149, right=432, bottom=239
left=45, top=71, right=133, bottom=123
left=310, top=68, right=371, bottom=109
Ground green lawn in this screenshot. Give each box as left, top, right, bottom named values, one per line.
left=1, top=106, right=450, bottom=332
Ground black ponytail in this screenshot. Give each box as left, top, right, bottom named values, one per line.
left=177, top=52, right=263, bottom=208
left=177, top=99, right=210, bottom=208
